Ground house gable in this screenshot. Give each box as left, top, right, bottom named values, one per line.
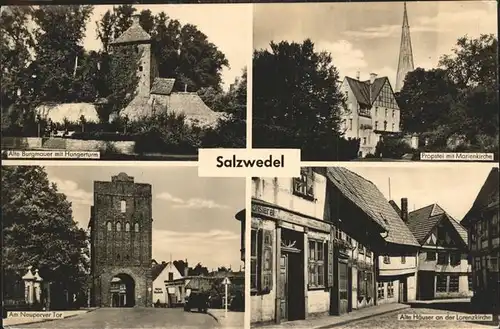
left=373, top=79, right=399, bottom=110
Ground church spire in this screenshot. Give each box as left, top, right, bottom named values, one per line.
left=395, top=2, right=414, bottom=92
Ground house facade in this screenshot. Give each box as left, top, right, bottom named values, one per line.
left=151, top=260, right=184, bottom=306
left=244, top=167, right=419, bottom=326
left=406, top=204, right=472, bottom=300
left=462, top=167, right=499, bottom=310
left=340, top=73, right=401, bottom=157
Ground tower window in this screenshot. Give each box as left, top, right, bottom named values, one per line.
left=116, top=222, right=121, bottom=232
left=134, top=223, right=139, bottom=232
left=139, top=66, right=143, bottom=72
left=117, top=254, right=120, bottom=260
left=125, top=222, right=130, bottom=232
left=134, top=46, right=139, bottom=54
left=107, top=221, right=112, bottom=231
left=120, top=200, right=126, bottom=213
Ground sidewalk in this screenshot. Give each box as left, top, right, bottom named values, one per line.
left=3, top=308, right=97, bottom=327
left=257, top=303, right=409, bottom=329
left=208, top=309, right=244, bottom=328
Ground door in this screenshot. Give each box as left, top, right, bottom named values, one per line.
left=111, top=293, right=119, bottom=307
left=399, top=278, right=407, bottom=303
left=338, top=261, right=348, bottom=314
left=279, top=254, right=288, bottom=321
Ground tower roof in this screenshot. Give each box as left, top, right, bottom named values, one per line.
left=111, top=14, right=151, bottom=45
left=395, top=2, right=414, bottom=92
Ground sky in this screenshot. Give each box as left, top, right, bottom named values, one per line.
left=345, top=163, right=498, bottom=221
left=253, top=1, right=497, bottom=88
left=43, top=165, right=245, bottom=271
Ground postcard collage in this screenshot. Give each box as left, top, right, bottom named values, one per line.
left=1, top=1, right=499, bottom=329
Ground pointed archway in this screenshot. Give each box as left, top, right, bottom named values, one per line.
left=110, top=274, right=135, bottom=307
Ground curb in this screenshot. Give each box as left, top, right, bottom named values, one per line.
left=4, top=308, right=97, bottom=328
left=316, top=305, right=410, bottom=329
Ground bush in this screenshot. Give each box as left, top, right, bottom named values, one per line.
left=70, top=131, right=136, bottom=141
left=375, top=137, right=414, bottom=159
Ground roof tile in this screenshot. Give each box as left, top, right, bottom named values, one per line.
left=151, top=78, right=176, bottom=95
left=111, top=21, right=151, bottom=45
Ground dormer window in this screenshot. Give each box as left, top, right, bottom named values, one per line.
left=293, top=168, right=314, bottom=200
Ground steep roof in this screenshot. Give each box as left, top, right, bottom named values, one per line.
left=407, top=204, right=468, bottom=246
left=166, top=92, right=221, bottom=126
left=389, top=200, right=401, bottom=215
left=151, top=262, right=168, bottom=281
left=345, top=76, right=389, bottom=107
left=326, top=167, right=419, bottom=247
left=151, top=78, right=175, bottom=95
left=111, top=20, right=151, bottom=45
left=462, top=167, right=499, bottom=226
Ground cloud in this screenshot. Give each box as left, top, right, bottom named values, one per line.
left=315, top=40, right=367, bottom=78
left=50, top=178, right=93, bottom=206
left=156, top=192, right=229, bottom=209
left=154, top=229, right=239, bottom=243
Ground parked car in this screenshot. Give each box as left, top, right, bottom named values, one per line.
left=184, top=291, right=210, bottom=313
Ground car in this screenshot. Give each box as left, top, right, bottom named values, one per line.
left=183, top=291, right=210, bottom=313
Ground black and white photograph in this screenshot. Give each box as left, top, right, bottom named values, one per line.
left=245, top=165, right=499, bottom=328
left=252, top=1, right=498, bottom=161
left=2, top=165, right=245, bottom=328
left=1, top=4, right=249, bottom=160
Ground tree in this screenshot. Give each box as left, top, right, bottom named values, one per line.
left=30, top=5, right=94, bottom=103
left=2, top=166, right=89, bottom=308
left=253, top=39, right=356, bottom=160
left=397, top=68, right=460, bottom=134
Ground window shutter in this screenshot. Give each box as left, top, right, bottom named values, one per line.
left=260, top=230, right=274, bottom=294
left=328, top=233, right=334, bottom=288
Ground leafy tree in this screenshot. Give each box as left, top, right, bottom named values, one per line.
left=2, top=166, right=89, bottom=308
left=253, top=39, right=357, bottom=160
left=190, top=263, right=209, bottom=276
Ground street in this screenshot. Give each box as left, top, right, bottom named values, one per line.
left=335, top=306, right=498, bottom=329
left=9, top=308, right=219, bottom=329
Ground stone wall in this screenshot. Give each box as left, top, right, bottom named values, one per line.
left=1, top=137, right=43, bottom=149
left=1, top=137, right=135, bottom=154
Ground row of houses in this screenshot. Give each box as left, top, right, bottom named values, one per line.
left=235, top=167, right=493, bottom=325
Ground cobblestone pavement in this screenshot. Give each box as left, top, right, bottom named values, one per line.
left=335, top=307, right=498, bottom=329
left=7, top=307, right=219, bottom=329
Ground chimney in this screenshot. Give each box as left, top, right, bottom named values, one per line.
left=356, top=71, right=360, bottom=80
left=401, top=198, right=408, bottom=222
left=132, top=14, right=140, bottom=25
left=184, top=259, right=189, bottom=277
left=370, top=73, right=377, bottom=84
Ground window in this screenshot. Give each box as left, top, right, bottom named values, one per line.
left=436, top=275, right=447, bottom=292
left=385, top=109, right=388, bottom=117
left=349, top=119, right=353, bottom=130
left=345, top=91, right=348, bottom=98
left=375, top=121, right=378, bottom=130
left=377, top=282, right=384, bottom=299
left=116, top=254, right=120, bottom=260
left=125, top=254, right=129, bottom=260
left=308, top=239, right=326, bottom=288
left=392, top=123, right=395, bottom=131
left=116, top=222, right=121, bottom=232
left=450, top=253, right=461, bottom=266
left=437, top=252, right=448, bottom=265
left=363, top=137, right=367, bottom=145
left=293, top=168, right=314, bottom=199
left=358, top=271, right=366, bottom=297
left=468, top=273, right=473, bottom=291
left=387, top=282, right=394, bottom=298
left=426, top=252, right=436, bottom=261
left=492, top=214, right=499, bottom=237
left=437, top=225, right=446, bottom=242
left=134, top=223, right=139, bottom=232
left=120, top=200, right=126, bottom=213
left=250, top=229, right=259, bottom=291
left=383, top=121, right=387, bottom=130
left=107, top=221, right=112, bottom=231
left=134, top=45, right=139, bottom=53
left=383, top=255, right=390, bottom=264
left=392, top=110, right=395, bottom=118
left=139, top=66, right=143, bottom=72
left=168, top=272, right=174, bottom=281
left=375, top=107, right=378, bottom=116
left=125, top=222, right=130, bottom=232
left=366, top=247, right=372, bottom=258
left=449, top=275, right=459, bottom=292
left=401, top=256, right=406, bottom=264
left=359, top=244, right=364, bottom=255
left=481, top=220, right=487, bottom=239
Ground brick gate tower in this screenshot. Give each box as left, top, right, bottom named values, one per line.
left=89, top=173, right=153, bottom=307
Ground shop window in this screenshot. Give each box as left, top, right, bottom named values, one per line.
left=437, top=252, right=448, bottom=265
left=449, top=275, right=459, bottom=292
left=436, top=275, right=447, bottom=292
left=383, top=255, right=390, bottom=264
left=293, top=168, right=314, bottom=199
left=387, top=282, right=394, bottom=298
left=251, top=228, right=273, bottom=295
left=426, top=252, right=436, bottom=261
left=357, top=270, right=373, bottom=300
left=450, top=253, right=461, bottom=266
left=308, top=239, right=326, bottom=288
left=377, top=282, right=385, bottom=299
left=401, top=256, right=406, bottom=264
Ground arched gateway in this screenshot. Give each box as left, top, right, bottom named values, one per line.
left=88, top=173, right=153, bottom=307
